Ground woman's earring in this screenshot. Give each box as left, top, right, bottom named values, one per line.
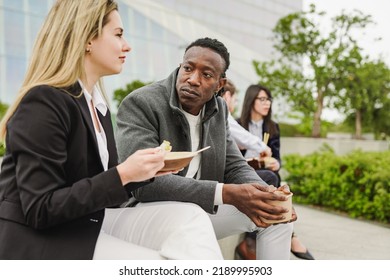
left=85, top=48, right=91, bottom=53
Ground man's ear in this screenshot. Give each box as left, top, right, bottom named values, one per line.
left=218, top=77, right=227, bottom=92
left=216, top=77, right=227, bottom=96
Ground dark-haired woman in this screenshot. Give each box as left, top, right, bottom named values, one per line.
left=236, top=84, right=314, bottom=260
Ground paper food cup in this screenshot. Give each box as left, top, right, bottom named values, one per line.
left=261, top=191, right=293, bottom=224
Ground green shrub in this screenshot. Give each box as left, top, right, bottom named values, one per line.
left=283, top=148, right=390, bottom=224
left=279, top=119, right=336, bottom=138
left=279, top=123, right=302, bottom=137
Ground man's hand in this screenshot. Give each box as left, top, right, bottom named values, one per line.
left=290, top=206, right=298, bottom=223
left=222, top=183, right=290, bottom=227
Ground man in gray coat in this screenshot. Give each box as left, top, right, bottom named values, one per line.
left=116, top=37, right=295, bottom=259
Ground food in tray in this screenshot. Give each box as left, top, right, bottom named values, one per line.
left=246, top=156, right=277, bottom=169
left=159, top=140, right=172, bottom=152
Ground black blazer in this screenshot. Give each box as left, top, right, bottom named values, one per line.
left=0, top=83, right=138, bottom=259
left=237, top=120, right=282, bottom=185
left=237, top=119, right=282, bottom=167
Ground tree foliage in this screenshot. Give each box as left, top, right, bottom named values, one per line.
left=333, top=46, right=390, bottom=138
left=0, top=101, right=8, bottom=120
left=253, top=4, right=388, bottom=138
left=112, top=80, right=149, bottom=108
left=0, top=101, right=8, bottom=156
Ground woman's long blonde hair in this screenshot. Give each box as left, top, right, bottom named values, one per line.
left=0, top=0, right=118, bottom=140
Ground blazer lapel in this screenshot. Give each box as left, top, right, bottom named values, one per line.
left=66, top=82, right=117, bottom=170
left=66, top=83, right=101, bottom=164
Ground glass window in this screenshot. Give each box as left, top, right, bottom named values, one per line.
left=118, top=3, right=129, bottom=32
left=131, top=37, right=152, bottom=80
left=151, top=43, right=166, bottom=79
left=3, top=0, right=24, bottom=10
left=133, top=10, right=148, bottom=38
left=29, top=15, right=45, bottom=42
left=28, top=0, right=50, bottom=16
left=4, top=10, right=25, bottom=57
left=150, top=20, right=164, bottom=42
left=5, top=56, right=26, bottom=104
left=0, top=55, right=5, bottom=103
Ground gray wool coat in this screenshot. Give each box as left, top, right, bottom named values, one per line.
left=116, top=68, right=266, bottom=214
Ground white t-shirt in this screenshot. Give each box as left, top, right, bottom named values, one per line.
left=181, top=107, right=224, bottom=205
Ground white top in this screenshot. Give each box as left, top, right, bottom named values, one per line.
left=181, top=109, right=202, bottom=178
left=227, top=113, right=267, bottom=157
left=181, top=107, right=224, bottom=205
left=245, top=119, right=265, bottom=158
left=79, top=80, right=109, bottom=171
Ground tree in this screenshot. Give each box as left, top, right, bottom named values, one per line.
left=333, top=46, right=390, bottom=139
left=112, top=80, right=149, bottom=108
left=253, top=4, right=375, bottom=137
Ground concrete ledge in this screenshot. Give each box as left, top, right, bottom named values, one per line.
left=281, top=137, right=388, bottom=156
left=218, top=233, right=244, bottom=260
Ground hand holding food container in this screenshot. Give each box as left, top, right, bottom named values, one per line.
left=159, top=140, right=210, bottom=172
left=261, top=184, right=294, bottom=224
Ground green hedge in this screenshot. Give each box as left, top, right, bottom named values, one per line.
left=283, top=148, right=390, bottom=224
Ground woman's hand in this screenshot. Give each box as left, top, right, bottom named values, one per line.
left=116, top=147, right=169, bottom=185
left=260, top=146, right=272, bottom=158
left=266, top=159, right=280, bottom=172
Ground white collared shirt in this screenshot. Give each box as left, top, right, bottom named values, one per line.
left=245, top=119, right=264, bottom=158
left=78, top=80, right=109, bottom=171
left=227, top=113, right=267, bottom=156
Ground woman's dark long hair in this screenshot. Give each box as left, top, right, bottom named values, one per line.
left=240, top=84, right=278, bottom=137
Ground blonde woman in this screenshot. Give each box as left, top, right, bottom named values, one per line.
left=0, top=0, right=222, bottom=260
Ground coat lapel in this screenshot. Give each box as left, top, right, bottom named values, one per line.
left=66, top=83, right=101, bottom=167
left=66, top=82, right=118, bottom=170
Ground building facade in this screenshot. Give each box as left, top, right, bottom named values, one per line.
left=0, top=0, right=302, bottom=114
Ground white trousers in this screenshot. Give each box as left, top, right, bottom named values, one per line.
left=93, top=202, right=223, bottom=260
left=209, top=204, right=294, bottom=260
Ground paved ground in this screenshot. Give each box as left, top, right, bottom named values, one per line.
left=291, top=204, right=390, bottom=260
left=219, top=204, right=390, bottom=260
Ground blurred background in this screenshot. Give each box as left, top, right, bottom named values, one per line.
left=1, top=0, right=389, bottom=257
left=0, top=0, right=302, bottom=114
left=1, top=0, right=389, bottom=140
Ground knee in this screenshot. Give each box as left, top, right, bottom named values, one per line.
left=168, top=202, right=209, bottom=223
left=279, top=222, right=294, bottom=236
left=269, top=222, right=293, bottom=234
left=180, top=202, right=209, bottom=219
left=255, top=170, right=279, bottom=187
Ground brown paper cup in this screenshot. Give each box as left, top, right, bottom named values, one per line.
left=261, top=192, right=293, bottom=224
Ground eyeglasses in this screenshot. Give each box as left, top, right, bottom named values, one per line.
left=255, top=97, right=273, bottom=103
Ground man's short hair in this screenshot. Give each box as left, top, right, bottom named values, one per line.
left=185, top=37, right=230, bottom=78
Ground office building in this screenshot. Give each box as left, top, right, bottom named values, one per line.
left=0, top=0, right=302, bottom=114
